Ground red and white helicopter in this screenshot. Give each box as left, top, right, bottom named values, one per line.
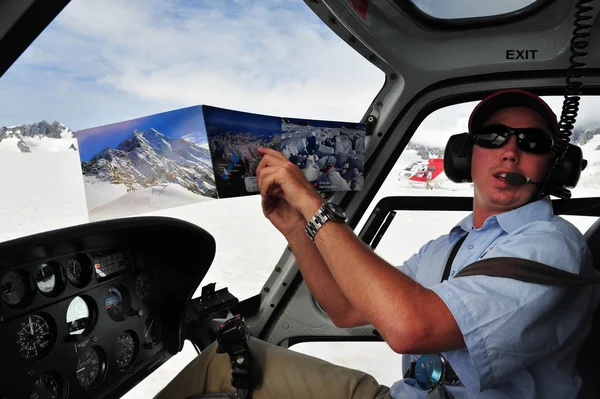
left=399, top=158, right=449, bottom=189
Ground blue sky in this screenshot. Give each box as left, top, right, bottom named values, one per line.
left=0, top=0, right=383, bottom=133
left=203, top=106, right=281, bottom=138
left=2, top=0, right=589, bottom=151
left=77, top=105, right=205, bottom=161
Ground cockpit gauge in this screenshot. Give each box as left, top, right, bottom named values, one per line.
left=17, top=313, right=55, bottom=360
left=35, top=262, right=65, bottom=297
left=106, top=286, right=131, bottom=322
left=1, top=270, right=34, bottom=307
left=66, top=296, right=93, bottom=336
left=135, top=272, right=155, bottom=302
left=30, top=372, right=66, bottom=399
left=66, top=255, right=93, bottom=288
left=75, top=346, right=106, bottom=389
left=143, top=315, right=161, bottom=349
left=116, top=330, right=139, bottom=369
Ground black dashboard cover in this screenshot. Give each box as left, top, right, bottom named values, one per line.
left=0, top=216, right=216, bottom=399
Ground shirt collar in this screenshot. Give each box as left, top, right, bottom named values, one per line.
left=448, top=195, right=554, bottom=241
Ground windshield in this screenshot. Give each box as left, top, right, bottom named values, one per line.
left=0, top=0, right=384, bottom=296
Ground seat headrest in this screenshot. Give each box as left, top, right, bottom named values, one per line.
left=443, top=133, right=472, bottom=183
left=443, top=133, right=587, bottom=194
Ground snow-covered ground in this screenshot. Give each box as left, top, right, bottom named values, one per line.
left=0, top=135, right=23, bottom=152
left=88, top=183, right=215, bottom=222
left=84, top=175, right=129, bottom=211
left=0, top=148, right=599, bottom=398
left=20, top=134, right=77, bottom=152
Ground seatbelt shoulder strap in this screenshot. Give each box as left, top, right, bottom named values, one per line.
left=441, top=234, right=467, bottom=283
left=454, top=257, right=600, bottom=286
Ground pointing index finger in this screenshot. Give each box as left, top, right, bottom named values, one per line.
left=258, top=147, right=287, bottom=160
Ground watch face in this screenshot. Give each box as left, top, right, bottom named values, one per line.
left=325, top=203, right=347, bottom=222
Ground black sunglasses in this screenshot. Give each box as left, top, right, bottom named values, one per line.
left=472, top=124, right=554, bottom=154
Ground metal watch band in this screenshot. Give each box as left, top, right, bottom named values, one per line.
left=305, top=206, right=329, bottom=241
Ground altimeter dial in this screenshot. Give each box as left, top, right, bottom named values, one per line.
left=17, top=313, right=54, bottom=359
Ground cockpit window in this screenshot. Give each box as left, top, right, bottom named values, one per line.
left=409, top=0, right=542, bottom=19
left=0, top=0, right=384, bottom=244
left=0, top=4, right=384, bottom=395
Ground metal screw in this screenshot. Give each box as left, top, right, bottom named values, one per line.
left=367, top=115, right=375, bottom=123
left=92, top=336, right=97, bottom=342
left=264, top=287, right=270, bottom=293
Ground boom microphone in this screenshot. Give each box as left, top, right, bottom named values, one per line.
left=505, top=172, right=541, bottom=186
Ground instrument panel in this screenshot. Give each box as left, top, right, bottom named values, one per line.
left=0, top=249, right=163, bottom=398
left=0, top=217, right=216, bottom=399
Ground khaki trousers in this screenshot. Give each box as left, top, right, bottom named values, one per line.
left=154, top=337, right=392, bottom=399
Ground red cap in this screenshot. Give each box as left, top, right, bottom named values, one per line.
left=468, top=89, right=559, bottom=136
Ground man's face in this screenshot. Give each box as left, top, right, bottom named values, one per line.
left=471, top=106, right=552, bottom=215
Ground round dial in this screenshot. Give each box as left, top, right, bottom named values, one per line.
left=1, top=270, right=33, bottom=307
left=66, top=255, right=92, bottom=287
left=135, top=272, right=154, bottom=302
left=76, top=346, right=105, bottom=389
left=35, top=262, right=64, bottom=297
left=30, top=372, right=65, bottom=399
left=143, top=316, right=161, bottom=349
left=105, top=286, right=130, bottom=322
left=17, top=313, right=54, bottom=360
left=66, top=296, right=92, bottom=336
left=116, top=331, right=138, bottom=369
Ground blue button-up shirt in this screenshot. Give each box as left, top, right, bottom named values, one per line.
left=390, top=196, right=600, bottom=399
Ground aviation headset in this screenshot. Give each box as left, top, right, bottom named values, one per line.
left=443, top=89, right=587, bottom=200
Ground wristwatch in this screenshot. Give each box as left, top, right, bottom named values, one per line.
left=305, top=202, right=348, bottom=241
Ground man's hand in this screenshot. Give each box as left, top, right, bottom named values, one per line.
left=256, top=148, right=324, bottom=239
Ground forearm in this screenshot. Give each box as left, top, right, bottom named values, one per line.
left=310, top=221, right=463, bottom=353
left=286, top=227, right=369, bottom=327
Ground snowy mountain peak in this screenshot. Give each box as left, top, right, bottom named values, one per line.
left=82, top=127, right=216, bottom=199
left=0, top=120, right=77, bottom=152
left=181, top=131, right=208, bottom=147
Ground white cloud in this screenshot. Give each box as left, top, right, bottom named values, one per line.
left=0, top=0, right=384, bottom=130
left=3, top=0, right=600, bottom=150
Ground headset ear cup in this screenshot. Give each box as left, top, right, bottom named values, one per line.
left=547, top=144, right=585, bottom=189
left=444, top=133, right=473, bottom=183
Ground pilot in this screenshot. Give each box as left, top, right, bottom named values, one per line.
left=154, top=90, right=600, bottom=398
